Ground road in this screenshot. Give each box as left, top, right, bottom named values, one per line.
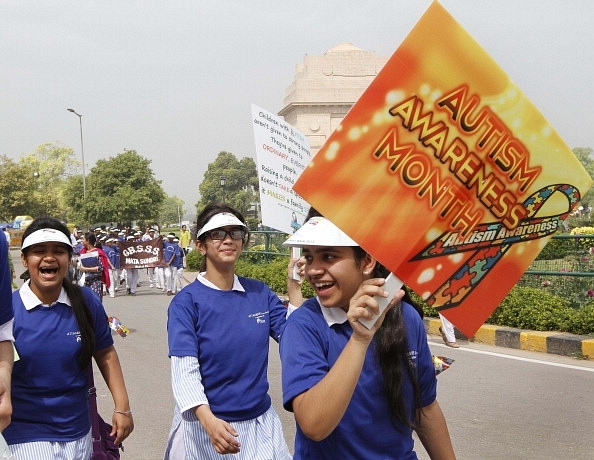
left=9, top=250, right=594, bottom=459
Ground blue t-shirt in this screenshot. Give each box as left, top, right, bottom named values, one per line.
left=172, top=245, right=184, bottom=269
left=167, top=276, right=288, bottom=421
left=113, top=245, right=120, bottom=269
left=104, top=245, right=117, bottom=268
left=6, top=286, right=114, bottom=444
left=163, top=241, right=175, bottom=264
left=280, top=298, right=437, bottom=460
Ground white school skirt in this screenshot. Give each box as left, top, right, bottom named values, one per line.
left=9, top=429, right=92, bottom=460
left=164, top=405, right=292, bottom=460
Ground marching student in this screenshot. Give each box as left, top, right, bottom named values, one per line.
left=79, top=232, right=110, bottom=301
left=104, top=238, right=119, bottom=298
left=142, top=227, right=158, bottom=288
left=125, top=232, right=142, bottom=296
left=0, top=232, right=13, bottom=432
left=6, top=217, right=133, bottom=457
left=164, top=203, right=293, bottom=459
left=280, top=215, right=455, bottom=459
left=172, top=237, right=185, bottom=293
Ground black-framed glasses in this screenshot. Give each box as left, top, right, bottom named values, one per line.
left=208, top=229, right=246, bottom=241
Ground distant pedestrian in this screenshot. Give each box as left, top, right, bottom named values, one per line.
left=439, top=313, right=460, bottom=348
left=125, top=232, right=142, bottom=296
left=172, top=237, right=184, bottom=292
left=104, top=238, right=119, bottom=298
left=163, top=233, right=176, bottom=295
left=79, top=232, right=111, bottom=301
left=179, top=224, right=192, bottom=255
left=143, top=228, right=158, bottom=288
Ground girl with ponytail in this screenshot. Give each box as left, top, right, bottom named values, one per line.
left=281, top=213, right=455, bottom=459
left=5, top=217, right=134, bottom=458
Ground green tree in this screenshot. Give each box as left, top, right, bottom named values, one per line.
left=82, top=149, right=165, bottom=225
left=196, top=151, right=258, bottom=219
left=20, top=142, right=80, bottom=180
left=0, top=156, right=41, bottom=221
left=573, top=147, right=594, bottom=207
left=60, top=175, right=86, bottom=224
left=159, top=195, right=185, bottom=227
left=0, top=142, right=80, bottom=222
left=21, top=142, right=80, bottom=219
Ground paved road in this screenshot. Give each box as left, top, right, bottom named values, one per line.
left=90, top=279, right=296, bottom=459
left=415, top=341, right=594, bottom=459
left=10, top=251, right=594, bottom=459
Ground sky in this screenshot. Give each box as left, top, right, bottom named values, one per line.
left=1, top=0, right=592, bottom=219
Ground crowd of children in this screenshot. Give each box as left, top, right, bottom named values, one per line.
left=70, top=225, right=187, bottom=297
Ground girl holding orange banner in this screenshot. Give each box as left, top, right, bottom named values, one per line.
left=281, top=215, right=455, bottom=459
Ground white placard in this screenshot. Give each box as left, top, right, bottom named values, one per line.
left=251, top=104, right=311, bottom=234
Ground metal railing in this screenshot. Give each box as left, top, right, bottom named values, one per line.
left=520, top=234, right=594, bottom=307
left=243, top=230, right=291, bottom=262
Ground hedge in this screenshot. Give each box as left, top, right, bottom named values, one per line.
left=185, top=251, right=594, bottom=336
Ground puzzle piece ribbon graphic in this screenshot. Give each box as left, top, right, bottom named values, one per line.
left=412, top=184, right=580, bottom=310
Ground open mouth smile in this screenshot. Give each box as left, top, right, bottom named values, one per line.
left=314, top=281, right=335, bottom=294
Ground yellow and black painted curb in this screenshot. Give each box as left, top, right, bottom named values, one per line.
left=424, top=317, right=594, bottom=360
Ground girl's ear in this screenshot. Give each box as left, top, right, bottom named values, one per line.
left=362, top=253, right=377, bottom=276
left=196, top=240, right=207, bottom=256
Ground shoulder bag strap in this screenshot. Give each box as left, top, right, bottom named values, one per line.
left=87, top=366, right=102, bottom=441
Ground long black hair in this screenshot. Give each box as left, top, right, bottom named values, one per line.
left=83, top=232, right=97, bottom=247
left=21, top=217, right=96, bottom=368
left=195, top=202, right=249, bottom=272
left=306, top=207, right=423, bottom=428
left=361, top=248, right=424, bottom=429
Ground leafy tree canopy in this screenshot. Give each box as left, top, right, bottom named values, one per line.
left=196, top=151, right=258, bottom=222
left=0, top=156, right=38, bottom=222
left=81, top=149, right=165, bottom=225
left=159, top=195, right=185, bottom=227
left=0, top=142, right=79, bottom=222
left=574, top=147, right=594, bottom=207
left=21, top=142, right=80, bottom=181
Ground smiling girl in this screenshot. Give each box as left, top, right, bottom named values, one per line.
left=165, top=203, right=293, bottom=460
left=5, top=217, right=133, bottom=458
left=281, top=216, right=455, bottom=460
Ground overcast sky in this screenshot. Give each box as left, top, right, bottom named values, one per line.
left=1, top=0, right=592, bottom=218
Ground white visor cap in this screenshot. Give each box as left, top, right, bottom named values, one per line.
left=21, top=228, right=73, bottom=251
left=197, top=212, right=248, bottom=238
left=283, top=216, right=358, bottom=247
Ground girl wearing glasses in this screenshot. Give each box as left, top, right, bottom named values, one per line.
left=164, top=203, right=293, bottom=460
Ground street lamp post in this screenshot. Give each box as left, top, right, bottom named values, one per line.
left=67, top=108, right=86, bottom=200
left=220, top=176, right=226, bottom=203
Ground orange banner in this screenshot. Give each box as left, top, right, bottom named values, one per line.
left=292, top=1, right=593, bottom=337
